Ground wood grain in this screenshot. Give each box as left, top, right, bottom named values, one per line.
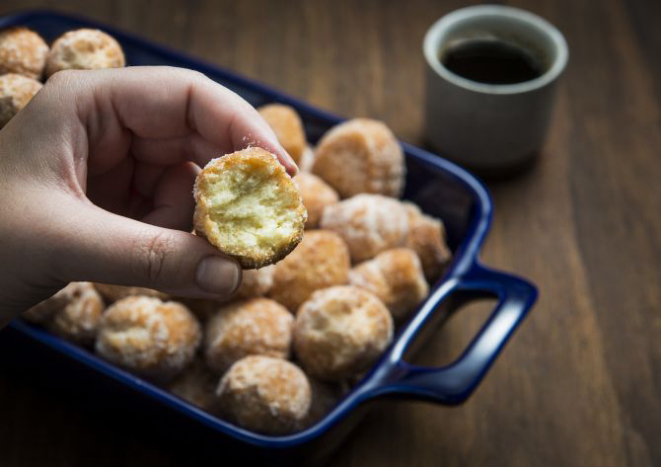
left=1, top=0, right=660, bottom=466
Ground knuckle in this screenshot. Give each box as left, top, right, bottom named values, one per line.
left=134, top=230, right=175, bottom=285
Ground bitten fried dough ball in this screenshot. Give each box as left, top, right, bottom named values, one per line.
left=294, top=173, right=339, bottom=229
left=0, top=27, right=48, bottom=79
left=216, top=355, right=311, bottom=435
left=0, top=73, right=43, bottom=128
left=293, top=286, right=393, bottom=381
left=349, top=248, right=428, bottom=322
left=269, top=230, right=351, bottom=313
left=23, top=282, right=105, bottom=345
left=403, top=202, right=452, bottom=281
left=258, top=104, right=306, bottom=164
left=167, top=359, right=218, bottom=411
left=312, top=118, right=405, bottom=198
left=45, top=28, right=125, bottom=77
left=94, top=283, right=169, bottom=303
left=320, top=194, right=409, bottom=263
left=194, top=147, right=307, bottom=269
left=204, top=298, right=293, bottom=373
left=95, top=296, right=201, bottom=381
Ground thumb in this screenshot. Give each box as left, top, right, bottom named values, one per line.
left=53, top=202, right=242, bottom=300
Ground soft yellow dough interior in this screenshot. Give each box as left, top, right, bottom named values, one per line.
left=205, top=161, right=300, bottom=256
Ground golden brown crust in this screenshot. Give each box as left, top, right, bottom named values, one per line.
left=194, top=147, right=307, bottom=269
left=294, top=172, right=340, bottom=229
left=0, top=27, right=49, bottom=79
left=320, top=194, right=409, bottom=263
left=258, top=104, right=306, bottom=164
left=268, top=230, right=351, bottom=313
left=402, top=202, right=452, bottom=281
left=45, top=28, right=125, bottom=77
left=204, top=298, right=293, bottom=373
left=95, top=296, right=201, bottom=381
left=216, top=355, right=312, bottom=435
left=312, top=118, right=405, bottom=198
left=0, top=73, right=43, bottom=128
left=349, top=248, right=429, bottom=322
left=293, top=285, right=393, bottom=381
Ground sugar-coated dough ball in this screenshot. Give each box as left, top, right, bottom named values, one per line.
left=236, top=265, right=275, bottom=299
left=403, top=202, right=452, bottom=281
left=96, top=296, right=201, bottom=381
left=298, top=144, right=316, bottom=173
left=23, top=282, right=105, bottom=344
left=216, top=356, right=312, bottom=435
left=294, top=173, right=339, bottom=229
left=194, top=147, right=307, bottom=269
left=258, top=104, right=306, bottom=164
left=349, top=248, right=428, bottom=322
left=0, top=73, right=42, bottom=128
left=94, top=283, right=169, bottom=303
left=269, top=230, right=351, bottom=313
left=0, top=27, right=48, bottom=79
left=45, top=28, right=125, bottom=77
left=312, top=118, right=405, bottom=198
left=294, top=286, right=393, bottom=381
left=166, top=359, right=218, bottom=411
left=320, top=194, right=409, bottom=263
left=204, top=298, right=293, bottom=373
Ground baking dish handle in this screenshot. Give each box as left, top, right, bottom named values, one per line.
left=366, top=264, right=537, bottom=405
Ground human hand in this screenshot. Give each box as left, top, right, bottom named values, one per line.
left=0, top=66, right=297, bottom=328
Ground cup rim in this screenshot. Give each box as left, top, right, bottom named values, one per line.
left=423, top=4, right=569, bottom=95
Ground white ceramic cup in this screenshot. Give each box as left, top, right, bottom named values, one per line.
left=423, top=5, right=568, bottom=173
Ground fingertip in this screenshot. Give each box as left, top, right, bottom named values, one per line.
left=195, top=255, right=242, bottom=298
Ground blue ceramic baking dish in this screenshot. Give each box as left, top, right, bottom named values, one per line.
left=0, top=10, right=538, bottom=465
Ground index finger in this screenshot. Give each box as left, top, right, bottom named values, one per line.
left=72, top=66, right=298, bottom=175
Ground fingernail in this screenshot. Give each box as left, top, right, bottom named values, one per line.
left=195, top=256, right=240, bottom=296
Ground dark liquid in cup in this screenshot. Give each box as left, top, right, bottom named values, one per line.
left=441, top=39, right=545, bottom=84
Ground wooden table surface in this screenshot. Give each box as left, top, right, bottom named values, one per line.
left=1, top=0, right=660, bottom=466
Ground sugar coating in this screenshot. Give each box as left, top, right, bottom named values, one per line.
left=204, top=298, right=293, bottom=373
left=269, top=230, right=351, bottom=313
left=402, top=202, right=452, bottom=281
left=349, top=248, right=429, bottom=322
left=293, top=285, right=393, bottom=381
left=94, top=283, right=169, bottom=303
left=95, top=296, right=201, bottom=381
left=236, top=265, right=275, bottom=299
left=216, top=355, right=311, bottom=435
left=0, top=27, right=48, bottom=79
left=258, top=104, right=306, bottom=164
left=23, top=282, right=105, bottom=345
left=194, top=147, right=307, bottom=269
left=45, top=28, right=125, bottom=77
left=294, top=172, right=340, bottom=229
left=320, top=194, right=409, bottom=263
left=0, top=73, right=42, bottom=128
left=166, top=359, right=219, bottom=411
left=312, top=118, right=405, bottom=198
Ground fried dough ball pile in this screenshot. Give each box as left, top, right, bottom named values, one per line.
left=0, top=26, right=126, bottom=128
left=294, top=172, right=339, bottom=229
